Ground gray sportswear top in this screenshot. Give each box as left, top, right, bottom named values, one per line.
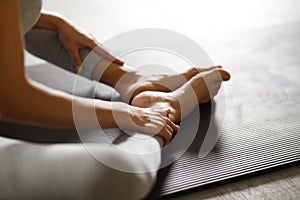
left=18, top=0, right=42, bottom=34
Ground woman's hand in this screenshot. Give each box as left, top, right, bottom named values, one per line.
left=56, top=20, right=124, bottom=71
left=118, top=106, right=180, bottom=145
left=34, top=13, right=124, bottom=70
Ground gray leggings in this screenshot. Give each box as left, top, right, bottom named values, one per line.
left=0, top=29, right=162, bottom=200
left=25, top=29, right=101, bottom=80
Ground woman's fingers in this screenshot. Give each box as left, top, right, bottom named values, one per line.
left=216, top=68, right=231, bottom=81
left=197, top=65, right=223, bottom=73
left=131, top=107, right=179, bottom=145
left=157, top=116, right=180, bottom=145
left=76, top=35, right=124, bottom=68
left=93, top=44, right=124, bottom=66
left=165, top=117, right=179, bottom=131
left=69, top=47, right=83, bottom=71
left=165, top=123, right=174, bottom=135
left=161, top=126, right=173, bottom=145
left=152, top=107, right=169, bottom=117
left=154, top=108, right=179, bottom=132
left=57, top=22, right=124, bottom=68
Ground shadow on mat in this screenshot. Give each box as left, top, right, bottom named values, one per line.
left=0, top=121, right=80, bottom=144
left=146, top=100, right=221, bottom=199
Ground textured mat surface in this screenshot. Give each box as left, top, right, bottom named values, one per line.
left=147, top=22, right=300, bottom=198
left=148, top=118, right=300, bottom=198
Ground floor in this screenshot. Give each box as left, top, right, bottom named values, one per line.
left=26, top=0, right=300, bottom=66
left=170, top=165, right=300, bottom=200
left=25, top=0, right=300, bottom=199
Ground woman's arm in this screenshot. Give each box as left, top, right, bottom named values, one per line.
left=0, top=1, right=110, bottom=129
left=32, top=12, right=64, bottom=31
left=33, top=12, right=124, bottom=69
left=0, top=0, right=178, bottom=143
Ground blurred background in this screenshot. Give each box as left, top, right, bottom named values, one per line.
left=25, top=0, right=300, bottom=122
left=25, top=0, right=300, bottom=65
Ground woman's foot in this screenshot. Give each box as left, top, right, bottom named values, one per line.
left=115, top=65, right=224, bottom=102
left=131, top=68, right=231, bottom=122
left=92, top=58, right=224, bottom=102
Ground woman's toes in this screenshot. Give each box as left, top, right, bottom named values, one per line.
left=217, top=69, right=231, bottom=81
left=196, top=65, right=223, bottom=73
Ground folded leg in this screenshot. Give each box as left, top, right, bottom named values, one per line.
left=0, top=134, right=162, bottom=200
left=25, top=29, right=100, bottom=79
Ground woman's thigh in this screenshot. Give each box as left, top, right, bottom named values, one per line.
left=0, top=134, right=162, bottom=200
left=25, top=29, right=102, bottom=79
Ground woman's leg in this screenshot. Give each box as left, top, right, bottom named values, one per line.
left=0, top=135, right=162, bottom=200
left=25, top=29, right=221, bottom=101
left=25, top=29, right=94, bottom=75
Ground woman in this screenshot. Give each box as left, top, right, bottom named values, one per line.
left=0, top=0, right=230, bottom=199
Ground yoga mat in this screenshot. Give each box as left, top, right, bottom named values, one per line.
left=1, top=21, right=299, bottom=199
left=147, top=22, right=300, bottom=198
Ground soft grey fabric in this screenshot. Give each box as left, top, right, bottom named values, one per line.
left=25, top=29, right=103, bottom=80
left=26, top=63, right=120, bottom=101
left=18, top=0, right=42, bottom=34
left=0, top=134, right=163, bottom=200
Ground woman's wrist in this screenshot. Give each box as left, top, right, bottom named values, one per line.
left=107, top=102, right=143, bottom=131
left=111, top=102, right=135, bottom=129
left=94, top=101, right=131, bottom=129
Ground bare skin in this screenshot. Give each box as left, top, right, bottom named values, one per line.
left=33, top=12, right=227, bottom=109
left=91, top=58, right=223, bottom=102
left=34, top=13, right=221, bottom=104
left=33, top=12, right=124, bottom=69
left=0, top=1, right=229, bottom=144
left=0, top=0, right=179, bottom=144
left=131, top=68, right=231, bottom=122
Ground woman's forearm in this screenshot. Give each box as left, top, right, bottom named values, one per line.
left=0, top=0, right=178, bottom=143
left=33, top=12, right=66, bottom=31
left=0, top=3, right=129, bottom=131
left=1, top=77, right=127, bottom=129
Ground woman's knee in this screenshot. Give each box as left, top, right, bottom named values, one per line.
left=90, top=150, right=158, bottom=200
left=25, top=29, right=62, bottom=64
left=24, top=29, right=76, bottom=73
